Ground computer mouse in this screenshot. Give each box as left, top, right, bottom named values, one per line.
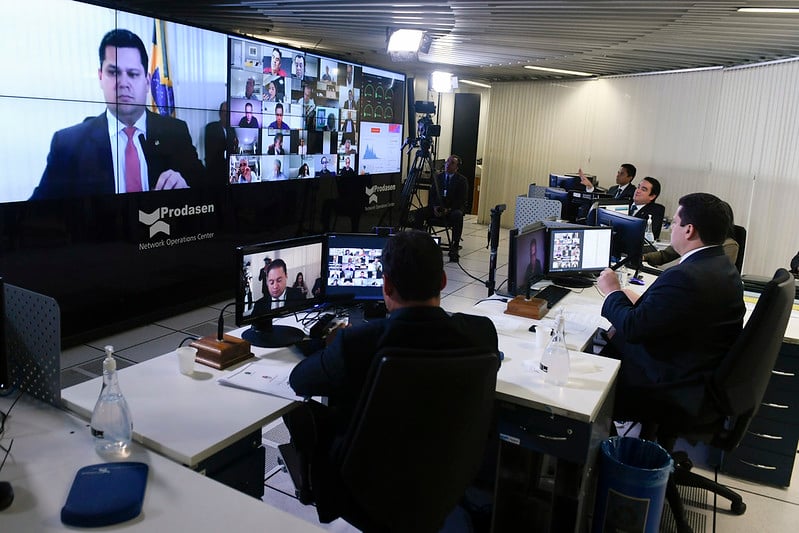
left=0, top=481, right=14, bottom=511
left=629, top=277, right=645, bottom=286
left=528, top=324, right=537, bottom=333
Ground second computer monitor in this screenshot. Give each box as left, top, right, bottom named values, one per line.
left=325, top=233, right=388, bottom=301
left=594, top=208, right=647, bottom=269
left=547, top=227, right=613, bottom=277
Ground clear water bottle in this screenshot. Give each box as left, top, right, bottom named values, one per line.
left=90, top=345, right=133, bottom=457
left=540, top=310, right=570, bottom=386
left=645, top=214, right=655, bottom=243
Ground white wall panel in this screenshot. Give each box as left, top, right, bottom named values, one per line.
left=481, top=59, right=799, bottom=276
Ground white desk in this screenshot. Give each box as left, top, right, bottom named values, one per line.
left=0, top=394, right=325, bottom=532
left=61, top=340, right=300, bottom=469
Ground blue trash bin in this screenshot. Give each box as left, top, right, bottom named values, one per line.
left=592, top=436, right=674, bottom=533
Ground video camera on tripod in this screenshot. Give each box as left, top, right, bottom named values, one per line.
left=402, top=100, right=441, bottom=155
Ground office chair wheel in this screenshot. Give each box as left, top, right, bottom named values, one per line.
left=731, top=500, right=746, bottom=515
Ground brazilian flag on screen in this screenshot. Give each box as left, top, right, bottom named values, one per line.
left=150, top=20, right=175, bottom=117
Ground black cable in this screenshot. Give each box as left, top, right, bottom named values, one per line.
left=179, top=336, right=199, bottom=347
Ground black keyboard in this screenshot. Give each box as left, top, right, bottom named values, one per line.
left=532, top=285, right=571, bottom=308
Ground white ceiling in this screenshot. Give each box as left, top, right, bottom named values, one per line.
left=104, top=0, right=799, bottom=82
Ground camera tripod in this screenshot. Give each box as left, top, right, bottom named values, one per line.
left=398, top=142, right=440, bottom=230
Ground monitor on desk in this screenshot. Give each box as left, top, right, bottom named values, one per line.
left=544, top=187, right=574, bottom=222
left=235, top=235, right=326, bottom=347
left=586, top=198, right=631, bottom=225
left=593, top=208, right=646, bottom=270
left=545, top=226, right=612, bottom=288
left=508, top=223, right=547, bottom=296
left=325, top=233, right=388, bottom=302
left=549, top=173, right=583, bottom=191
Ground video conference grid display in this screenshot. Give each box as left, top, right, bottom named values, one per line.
left=548, top=228, right=612, bottom=273
left=227, top=37, right=404, bottom=184
left=0, top=0, right=404, bottom=203
left=327, top=247, right=384, bottom=289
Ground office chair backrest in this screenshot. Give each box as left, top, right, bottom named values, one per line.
left=732, top=225, right=747, bottom=272
left=340, top=347, right=499, bottom=533
left=709, top=268, right=793, bottom=447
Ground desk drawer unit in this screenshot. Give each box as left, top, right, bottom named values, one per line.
left=722, top=340, right=799, bottom=486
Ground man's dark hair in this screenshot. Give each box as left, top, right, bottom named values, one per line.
left=677, top=193, right=730, bottom=245
left=621, top=163, right=637, bottom=178
left=99, top=29, right=148, bottom=70
left=273, top=47, right=282, bottom=59
left=381, top=230, right=443, bottom=301
left=274, top=132, right=283, bottom=141
left=642, top=176, right=661, bottom=198
left=275, top=103, right=284, bottom=114
left=266, top=258, right=288, bottom=276
left=244, top=102, right=253, bottom=111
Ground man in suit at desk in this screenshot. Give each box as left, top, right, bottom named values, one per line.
left=32, top=29, right=205, bottom=200
left=251, top=259, right=304, bottom=315
left=410, top=154, right=469, bottom=262
left=629, top=176, right=665, bottom=240
left=579, top=163, right=637, bottom=199
left=284, top=230, right=499, bottom=521
left=597, top=192, right=744, bottom=422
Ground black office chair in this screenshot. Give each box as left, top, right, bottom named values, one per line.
left=644, top=268, right=794, bottom=533
left=426, top=216, right=454, bottom=251
left=284, top=347, right=499, bottom=532
left=732, top=224, right=747, bottom=273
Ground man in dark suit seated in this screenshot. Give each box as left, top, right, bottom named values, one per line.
left=409, top=154, right=469, bottom=262
left=251, top=259, right=304, bottom=315
left=580, top=163, right=637, bottom=200
left=596, top=192, right=745, bottom=423
left=31, top=29, right=205, bottom=200
left=283, top=230, right=499, bottom=521
left=628, top=176, right=665, bottom=240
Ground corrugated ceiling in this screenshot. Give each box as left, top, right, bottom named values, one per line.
left=98, top=0, right=799, bottom=82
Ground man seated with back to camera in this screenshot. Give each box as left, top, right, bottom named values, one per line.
left=628, top=176, right=665, bottom=241
left=282, top=230, right=500, bottom=521
left=596, top=192, right=744, bottom=424
left=410, top=154, right=468, bottom=262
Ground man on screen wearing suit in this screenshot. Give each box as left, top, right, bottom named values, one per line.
left=204, top=101, right=237, bottom=183
left=251, top=259, right=304, bottom=315
left=628, top=176, right=665, bottom=240
left=31, top=29, right=205, bottom=200
left=596, top=192, right=744, bottom=423
left=579, top=163, right=637, bottom=200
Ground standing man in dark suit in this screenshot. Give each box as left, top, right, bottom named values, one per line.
left=285, top=230, right=500, bottom=520
left=204, top=101, right=237, bottom=184
left=628, top=176, right=665, bottom=240
left=579, top=163, right=637, bottom=200
left=597, top=192, right=744, bottom=423
left=31, top=29, right=205, bottom=200
left=251, top=259, right=305, bottom=315
left=410, top=154, right=469, bottom=262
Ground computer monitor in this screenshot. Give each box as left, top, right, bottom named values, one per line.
left=546, top=226, right=612, bottom=287
left=235, top=235, right=326, bottom=347
left=548, top=173, right=584, bottom=191
left=507, top=223, right=547, bottom=296
left=586, top=198, right=631, bottom=225
left=594, top=208, right=647, bottom=270
left=544, top=187, right=574, bottom=221
left=325, top=233, right=388, bottom=302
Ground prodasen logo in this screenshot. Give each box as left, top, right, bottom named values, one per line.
left=138, top=204, right=215, bottom=238
left=364, top=184, right=396, bottom=205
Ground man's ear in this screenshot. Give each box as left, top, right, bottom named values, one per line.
left=440, top=271, right=447, bottom=291
left=382, top=275, right=394, bottom=299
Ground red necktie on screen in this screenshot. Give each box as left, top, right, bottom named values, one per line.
left=124, top=127, right=142, bottom=193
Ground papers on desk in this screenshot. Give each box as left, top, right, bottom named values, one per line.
left=218, top=358, right=304, bottom=401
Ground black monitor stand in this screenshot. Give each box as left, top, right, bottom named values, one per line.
left=242, top=318, right=305, bottom=348
left=549, top=274, right=596, bottom=289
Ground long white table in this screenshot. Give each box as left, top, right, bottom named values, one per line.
left=0, top=393, right=325, bottom=532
